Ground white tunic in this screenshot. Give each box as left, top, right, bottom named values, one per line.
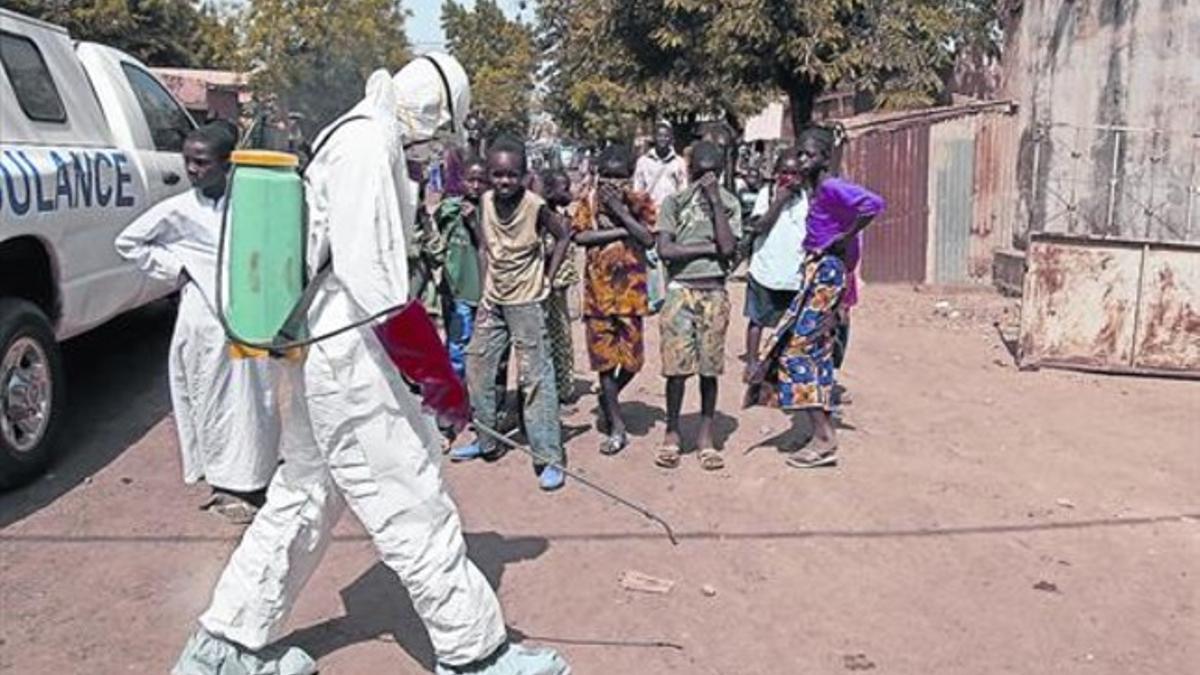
left=115, top=189, right=281, bottom=492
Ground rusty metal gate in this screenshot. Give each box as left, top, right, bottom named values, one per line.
left=1018, top=234, right=1200, bottom=377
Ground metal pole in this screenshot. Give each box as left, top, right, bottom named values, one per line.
left=1145, top=130, right=1161, bottom=240
left=1027, top=125, right=1042, bottom=246
left=1186, top=137, right=1198, bottom=242
left=1067, top=126, right=1083, bottom=234
left=1104, top=130, right=1122, bottom=235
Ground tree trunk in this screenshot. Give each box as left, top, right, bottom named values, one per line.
left=786, top=82, right=822, bottom=138
left=668, top=111, right=699, bottom=151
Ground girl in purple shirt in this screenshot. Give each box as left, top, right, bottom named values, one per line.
left=745, top=127, right=885, bottom=468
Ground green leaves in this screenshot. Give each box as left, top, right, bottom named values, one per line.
left=5, top=0, right=239, bottom=69
left=442, top=0, right=537, bottom=137
left=538, top=0, right=1000, bottom=141
left=241, top=0, right=411, bottom=128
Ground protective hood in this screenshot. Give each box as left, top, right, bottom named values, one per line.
left=393, top=53, right=471, bottom=146
left=311, top=69, right=402, bottom=163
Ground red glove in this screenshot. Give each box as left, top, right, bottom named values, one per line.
left=372, top=302, right=471, bottom=432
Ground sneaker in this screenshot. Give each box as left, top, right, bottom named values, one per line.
left=449, top=442, right=485, bottom=462
left=538, top=465, right=565, bottom=491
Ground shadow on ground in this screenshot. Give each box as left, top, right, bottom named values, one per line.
left=286, top=531, right=549, bottom=669
left=677, top=410, right=739, bottom=451
left=0, top=301, right=175, bottom=529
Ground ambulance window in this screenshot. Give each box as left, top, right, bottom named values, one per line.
left=0, top=32, right=67, bottom=123
left=122, top=63, right=194, bottom=152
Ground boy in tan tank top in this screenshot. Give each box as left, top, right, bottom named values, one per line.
left=452, top=136, right=572, bottom=491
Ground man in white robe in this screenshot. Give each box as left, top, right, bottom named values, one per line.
left=116, top=122, right=280, bottom=523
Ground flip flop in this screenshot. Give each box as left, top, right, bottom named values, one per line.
left=698, top=448, right=725, bottom=471
left=654, top=444, right=681, bottom=469
left=786, top=444, right=838, bottom=469
left=600, top=431, right=628, bottom=456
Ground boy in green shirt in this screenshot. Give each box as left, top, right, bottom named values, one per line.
left=654, top=141, right=743, bottom=472
left=431, top=156, right=487, bottom=380
left=541, top=169, right=580, bottom=405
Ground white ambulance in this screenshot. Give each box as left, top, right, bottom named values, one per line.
left=1, top=8, right=197, bottom=487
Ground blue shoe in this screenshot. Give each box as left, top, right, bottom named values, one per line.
left=449, top=442, right=485, bottom=462
left=538, top=465, right=565, bottom=491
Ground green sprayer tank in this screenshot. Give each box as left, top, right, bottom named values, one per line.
left=224, top=150, right=304, bottom=346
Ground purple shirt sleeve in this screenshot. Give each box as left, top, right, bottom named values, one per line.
left=822, top=177, right=886, bottom=220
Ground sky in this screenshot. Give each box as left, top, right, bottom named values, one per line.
left=219, top=1, right=534, bottom=54
left=406, top=0, right=534, bottom=54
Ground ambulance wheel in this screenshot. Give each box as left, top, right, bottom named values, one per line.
left=0, top=299, right=65, bottom=491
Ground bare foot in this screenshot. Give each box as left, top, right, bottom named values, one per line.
left=696, top=419, right=716, bottom=452
left=661, top=430, right=682, bottom=450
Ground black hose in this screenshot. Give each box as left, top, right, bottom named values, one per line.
left=474, top=420, right=679, bottom=546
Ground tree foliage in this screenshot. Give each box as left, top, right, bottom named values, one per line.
left=536, top=0, right=761, bottom=144
left=240, top=0, right=410, bottom=129
left=441, top=0, right=537, bottom=138
left=539, top=0, right=1000, bottom=142
left=1, top=0, right=238, bottom=68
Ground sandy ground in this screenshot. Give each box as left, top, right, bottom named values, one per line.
left=1, top=284, right=1197, bottom=674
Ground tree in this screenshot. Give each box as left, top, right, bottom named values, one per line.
left=539, top=0, right=1000, bottom=141
left=536, top=0, right=763, bottom=144
left=239, top=0, right=411, bottom=129
left=1, top=0, right=239, bottom=68
left=441, top=0, right=538, bottom=138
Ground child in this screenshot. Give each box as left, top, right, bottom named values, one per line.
left=572, top=145, right=657, bottom=455
left=431, top=155, right=488, bottom=380
left=654, top=141, right=742, bottom=471
left=115, top=123, right=280, bottom=523
left=742, top=150, right=808, bottom=381
left=745, top=127, right=885, bottom=468
left=541, top=169, right=580, bottom=406
left=458, top=135, right=572, bottom=491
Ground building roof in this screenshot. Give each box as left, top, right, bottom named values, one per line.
left=150, top=68, right=251, bottom=110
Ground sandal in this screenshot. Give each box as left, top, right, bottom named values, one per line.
left=600, top=431, right=628, bottom=456
left=786, top=443, right=838, bottom=469
left=654, top=444, right=681, bottom=469
left=698, top=448, right=725, bottom=471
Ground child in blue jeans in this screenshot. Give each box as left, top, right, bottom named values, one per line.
left=432, top=156, right=488, bottom=380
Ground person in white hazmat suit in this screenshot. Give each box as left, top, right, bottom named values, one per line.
left=115, top=123, right=280, bottom=524
left=172, top=55, right=571, bottom=675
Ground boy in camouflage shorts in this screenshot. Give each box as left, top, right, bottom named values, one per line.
left=654, top=141, right=742, bottom=471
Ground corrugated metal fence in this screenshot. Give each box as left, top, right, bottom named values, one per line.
left=841, top=122, right=930, bottom=283
left=840, top=102, right=1018, bottom=285
left=973, top=113, right=1021, bottom=277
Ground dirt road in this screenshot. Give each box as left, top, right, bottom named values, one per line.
left=2, top=284, right=1197, bottom=674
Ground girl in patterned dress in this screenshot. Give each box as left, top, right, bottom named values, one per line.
left=745, top=127, right=885, bottom=468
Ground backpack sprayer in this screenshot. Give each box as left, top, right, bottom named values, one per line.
left=213, top=146, right=677, bottom=546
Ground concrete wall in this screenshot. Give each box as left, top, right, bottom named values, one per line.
left=1004, top=0, right=1200, bottom=246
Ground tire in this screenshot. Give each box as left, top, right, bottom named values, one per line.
left=0, top=299, right=66, bottom=490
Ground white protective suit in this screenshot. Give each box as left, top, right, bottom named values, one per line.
left=181, top=57, right=567, bottom=675
left=116, top=189, right=280, bottom=492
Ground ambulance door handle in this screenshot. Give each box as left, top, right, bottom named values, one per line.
left=163, top=171, right=181, bottom=185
